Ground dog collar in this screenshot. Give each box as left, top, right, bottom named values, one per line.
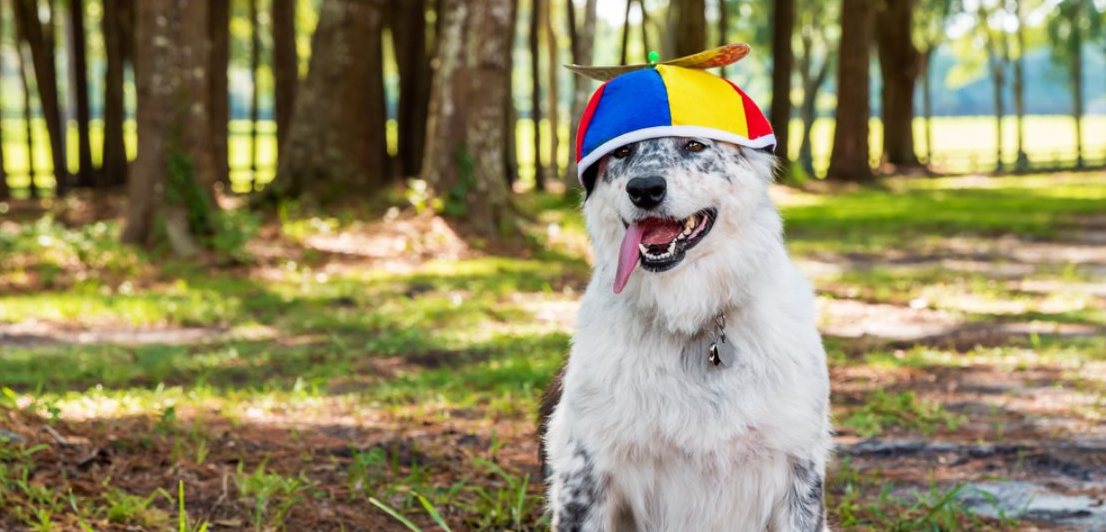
left=569, top=44, right=776, bottom=190
left=707, top=312, right=736, bottom=367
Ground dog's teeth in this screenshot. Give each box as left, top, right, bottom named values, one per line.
left=639, top=243, right=648, bottom=254
left=685, top=216, right=697, bottom=231
left=667, top=240, right=676, bottom=254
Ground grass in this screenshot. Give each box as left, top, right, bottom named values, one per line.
left=1, top=172, right=1105, bottom=528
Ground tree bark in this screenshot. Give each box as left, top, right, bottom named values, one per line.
left=272, top=0, right=299, bottom=155
left=209, top=0, right=230, bottom=186
left=421, top=0, right=515, bottom=238
left=0, top=15, right=7, bottom=199
left=719, top=0, right=730, bottom=77
left=565, top=0, right=597, bottom=188
left=921, top=47, right=934, bottom=166
left=391, top=0, right=431, bottom=178
left=798, top=54, right=830, bottom=178
left=668, top=0, right=706, bottom=57
left=543, top=0, right=560, bottom=184
left=1012, top=0, right=1027, bottom=171
left=101, top=0, right=129, bottom=188
left=619, top=0, right=631, bottom=65
left=826, top=0, right=874, bottom=182
left=1070, top=20, right=1083, bottom=169
left=770, top=0, right=795, bottom=172
left=875, top=0, right=920, bottom=168
left=504, top=0, right=520, bottom=186
left=67, top=0, right=93, bottom=187
left=16, top=28, right=38, bottom=199
left=13, top=0, right=68, bottom=196
left=262, top=0, right=389, bottom=204
left=530, top=0, right=545, bottom=189
left=122, top=0, right=217, bottom=257
left=987, top=49, right=1004, bottom=172
left=249, top=0, right=261, bottom=191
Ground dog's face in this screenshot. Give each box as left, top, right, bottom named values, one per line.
left=582, top=137, right=782, bottom=333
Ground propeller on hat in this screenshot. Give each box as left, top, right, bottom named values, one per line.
left=565, top=43, right=751, bottom=82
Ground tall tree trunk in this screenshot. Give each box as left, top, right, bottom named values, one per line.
left=421, top=0, right=515, bottom=237
left=769, top=0, right=795, bottom=173
left=1071, top=25, right=1083, bottom=169
left=13, top=0, right=68, bottom=196
left=826, top=0, right=874, bottom=182
left=565, top=0, right=597, bottom=188
left=101, top=0, right=129, bottom=187
left=1013, top=0, right=1027, bottom=171
left=0, top=15, right=6, bottom=200
left=922, top=47, right=934, bottom=166
left=798, top=56, right=831, bottom=178
left=209, top=0, right=230, bottom=186
left=668, top=0, right=706, bottom=57
left=272, top=0, right=299, bottom=155
left=249, top=0, right=261, bottom=191
left=504, top=0, right=520, bottom=186
left=544, top=0, right=560, bottom=184
left=391, top=0, right=430, bottom=178
left=637, top=0, right=650, bottom=55
left=262, top=0, right=389, bottom=204
left=122, top=0, right=217, bottom=257
left=719, top=0, right=730, bottom=77
left=988, top=52, right=1004, bottom=172
left=16, top=32, right=38, bottom=199
left=619, top=0, right=631, bottom=65
left=67, top=0, right=93, bottom=187
left=530, top=0, right=545, bottom=189
left=876, top=0, right=920, bottom=168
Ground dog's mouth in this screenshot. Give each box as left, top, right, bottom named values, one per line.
left=613, top=208, right=717, bottom=294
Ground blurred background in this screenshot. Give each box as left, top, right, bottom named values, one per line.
left=0, top=0, right=1104, bottom=530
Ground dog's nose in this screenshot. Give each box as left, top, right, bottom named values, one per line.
left=626, top=176, right=666, bottom=210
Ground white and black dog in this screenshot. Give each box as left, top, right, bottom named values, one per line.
left=540, top=137, right=832, bottom=531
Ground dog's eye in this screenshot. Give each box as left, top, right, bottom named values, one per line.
left=685, top=141, right=706, bottom=153
left=612, top=146, right=632, bottom=159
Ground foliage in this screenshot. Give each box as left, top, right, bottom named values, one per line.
left=841, top=390, right=966, bottom=437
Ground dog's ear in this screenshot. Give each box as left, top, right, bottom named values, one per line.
left=581, top=164, right=599, bottom=198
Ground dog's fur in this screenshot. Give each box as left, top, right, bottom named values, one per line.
left=541, top=137, right=831, bottom=531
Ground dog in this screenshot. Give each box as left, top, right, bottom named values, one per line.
left=540, top=134, right=832, bottom=531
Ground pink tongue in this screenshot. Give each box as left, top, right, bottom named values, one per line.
left=614, top=223, right=644, bottom=294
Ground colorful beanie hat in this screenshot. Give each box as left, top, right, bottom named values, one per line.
left=570, top=44, right=775, bottom=189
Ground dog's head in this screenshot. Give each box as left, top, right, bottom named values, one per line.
left=581, top=137, right=783, bottom=333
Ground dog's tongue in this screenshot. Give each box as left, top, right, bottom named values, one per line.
left=614, top=223, right=644, bottom=294
left=614, top=219, right=684, bottom=294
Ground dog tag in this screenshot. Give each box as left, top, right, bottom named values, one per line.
left=708, top=333, right=736, bottom=367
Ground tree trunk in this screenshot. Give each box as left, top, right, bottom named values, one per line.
left=391, top=0, right=430, bottom=178
left=668, top=0, right=706, bottom=57
left=826, top=0, right=874, bottom=182
left=262, top=0, right=389, bottom=204
left=16, top=32, right=38, bottom=199
left=922, top=47, right=934, bottom=166
left=272, top=0, right=299, bottom=155
left=209, top=0, right=230, bottom=186
left=0, top=16, right=6, bottom=199
left=1013, top=0, right=1027, bottom=171
left=504, top=0, right=520, bottom=186
left=530, top=0, right=545, bottom=189
left=798, top=56, right=830, bottom=178
left=544, top=0, right=560, bottom=184
left=101, top=0, right=128, bottom=188
left=769, top=0, right=795, bottom=172
left=249, top=0, right=261, bottom=191
left=1071, top=24, right=1083, bottom=169
left=421, top=0, right=515, bottom=237
left=122, top=0, right=217, bottom=257
left=13, top=0, right=68, bottom=196
left=989, top=52, right=1004, bottom=172
left=619, top=0, right=631, bottom=65
left=875, top=0, right=920, bottom=168
left=565, top=0, right=597, bottom=188
left=719, top=0, right=730, bottom=77
left=67, top=0, right=93, bottom=187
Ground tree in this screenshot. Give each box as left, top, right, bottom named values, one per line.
left=122, top=0, right=218, bottom=257
left=0, top=10, right=7, bottom=200
left=565, top=0, right=597, bottom=187
left=421, top=0, right=516, bottom=237
left=13, top=0, right=67, bottom=196
left=718, top=0, right=730, bottom=77
left=504, top=0, right=520, bottom=186
left=876, top=0, right=921, bottom=169
left=101, top=0, right=131, bottom=188
left=209, top=0, right=230, bottom=186
left=976, top=1, right=1010, bottom=171
left=530, top=0, right=545, bottom=189
left=543, top=0, right=561, bottom=184
left=261, top=0, right=389, bottom=203
left=390, top=0, right=430, bottom=178
left=668, top=0, right=706, bottom=57
left=1010, top=0, right=1029, bottom=171
left=272, top=0, right=299, bottom=154
left=794, top=0, right=836, bottom=178
left=1048, top=0, right=1098, bottom=169
left=619, top=0, right=650, bottom=65
left=15, top=16, right=38, bottom=198
left=913, top=0, right=955, bottom=167
left=769, top=0, right=795, bottom=174
left=67, top=0, right=93, bottom=187
left=825, top=0, right=874, bottom=182
left=248, top=0, right=261, bottom=191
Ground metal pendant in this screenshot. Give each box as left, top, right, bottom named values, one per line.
left=707, top=312, right=735, bottom=367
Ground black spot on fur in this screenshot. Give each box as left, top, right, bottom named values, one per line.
left=789, top=458, right=825, bottom=531
left=554, top=443, right=601, bottom=531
